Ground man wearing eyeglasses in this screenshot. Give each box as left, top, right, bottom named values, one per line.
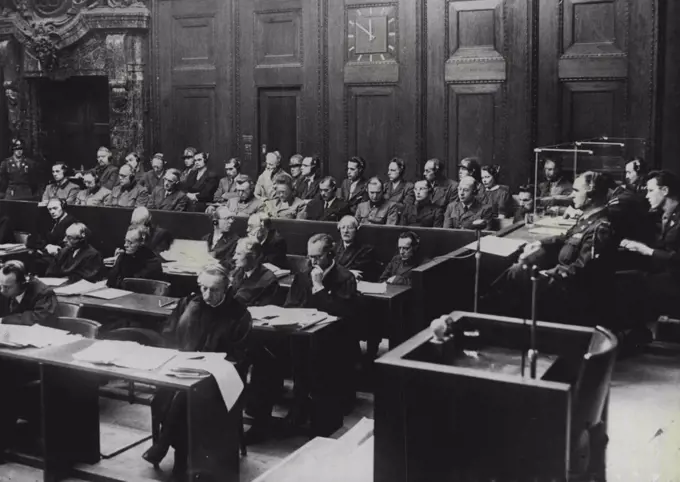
left=45, top=223, right=104, bottom=282
left=224, top=175, right=264, bottom=216
left=107, top=225, right=163, bottom=288
left=147, top=168, right=189, bottom=211
left=296, top=156, right=322, bottom=200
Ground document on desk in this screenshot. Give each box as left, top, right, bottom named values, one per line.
left=73, top=340, right=178, bottom=371
left=162, top=352, right=244, bottom=410
left=85, top=288, right=132, bottom=300
left=357, top=281, right=387, bottom=294
left=528, top=226, right=569, bottom=236
left=54, top=279, right=107, bottom=296
left=0, top=243, right=24, bottom=251
left=0, top=324, right=82, bottom=348
left=38, top=277, right=69, bottom=287
left=248, top=306, right=334, bottom=328
left=262, top=263, right=291, bottom=279
left=463, top=236, right=528, bottom=257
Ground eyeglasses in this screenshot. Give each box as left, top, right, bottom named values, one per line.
left=290, top=164, right=301, bottom=168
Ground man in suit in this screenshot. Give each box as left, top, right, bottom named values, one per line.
left=27, top=199, right=78, bottom=254
left=247, top=212, right=288, bottom=268
left=144, top=265, right=252, bottom=475
left=106, top=164, right=149, bottom=208
left=537, top=158, right=572, bottom=206
left=400, top=180, right=444, bottom=227
left=443, top=176, right=493, bottom=229
left=41, top=162, right=79, bottom=205
left=0, top=260, right=59, bottom=461
left=620, top=170, right=680, bottom=324
left=125, top=152, right=146, bottom=182
left=224, top=174, right=264, bottom=216
left=336, top=215, right=376, bottom=280
left=424, top=158, right=458, bottom=208
left=301, top=176, right=350, bottom=222
left=92, top=147, right=119, bottom=190
left=179, top=147, right=198, bottom=187
left=202, top=206, right=239, bottom=269
left=75, top=170, right=111, bottom=206
left=340, top=156, right=368, bottom=214
left=107, top=226, right=163, bottom=288
left=213, top=157, right=241, bottom=203
left=296, top=156, right=322, bottom=200
left=0, top=138, right=40, bottom=200
left=355, top=177, right=399, bottom=225
left=289, top=154, right=304, bottom=195
left=130, top=207, right=174, bottom=254
left=147, top=168, right=189, bottom=211
left=230, top=237, right=280, bottom=306
left=263, top=173, right=306, bottom=219
left=184, top=151, right=219, bottom=209
left=384, top=157, right=415, bottom=207
left=379, top=231, right=428, bottom=286
left=513, top=184, right=535, bottom=223
left=608, top=158, right=655, bottom=244
left=139, top=153, right=166, bottom=193
left=45, top=223, right=104, bottom=282
left=255, top=151, right=283, bottom=201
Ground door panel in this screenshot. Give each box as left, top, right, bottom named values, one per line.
left=259, top=89, right=301, bottom=166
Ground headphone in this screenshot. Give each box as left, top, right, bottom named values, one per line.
left=482, top=164, right=501, bottom=180
left=389, top=157, right=406, bottom=176
left=349, top=156, right=366, bottom=172
left=400, top=231, right=420, bottom=250
left=1, top=260, right=29, bottom=287
left=630, top=157, right=647, bottom=174
left=46, top=198, right=68, bottom=210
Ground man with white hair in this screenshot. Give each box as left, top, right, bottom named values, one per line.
left=255, top=151, right=283, bottom=200
left=354, top=177, right=399, bottom=225
left=93, top=146, right=119, bottom=190
left=443, top=176, right=493, bottom=229
left=130, top=206, right=174, bottom=254
left=106, top=163, right=149, bottom=208
left=202, top=205, right=239, bottom=267
left=147, top=168, right=189, bottom=211
left=230, top=237, right=280, bottom=306
left=140, top=153, right=166, bottom=192
left=107, top=225, right=163, bottom=288
left=246, top=212, right=288, bottom=268
left=45, top=222, right=104, bottom=282
left=336, top=215, right=376, bottom=280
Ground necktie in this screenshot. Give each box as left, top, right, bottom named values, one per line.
left=9, top=298, right=18, bottom=313
left=325, top=201, right=330, bottom=210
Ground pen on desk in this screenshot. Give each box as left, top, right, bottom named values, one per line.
left=159, top=300, right=175, bottom=308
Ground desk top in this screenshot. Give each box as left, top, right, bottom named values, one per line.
left=0, top=338, right=202, bottom=390
left=0, top=246, right=30, bottom=258
left=278, top=274, right=411, bottom=300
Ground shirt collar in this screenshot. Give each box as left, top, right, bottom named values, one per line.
left=15, top=290, right=26, bottom=304
left=664, top=199, right=679, bottom=219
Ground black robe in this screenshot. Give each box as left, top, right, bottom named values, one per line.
left=230, top=264, right=280, bottom=307
left=106, top=246, right=163, bottom=288
left=0, top=278, right=58, bottom=326
left=285, top=263, right=358, bottom=319
left=336, top=241, right=377, bottom=281
left=303, top=197, right=350, bottom=222
left=261, top=229, right=288, bottom=269
left=26, top=213, right=78, bottom=250
left=46, top=243, right=104, bottom=282
left=202, top=231, right=239, bottom=267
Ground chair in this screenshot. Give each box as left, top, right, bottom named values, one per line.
left=14, top=231, right=30, bottom=244
left=55, top=302, right=84, bottom=318
left=56, top=316, right=101, bottom=339
left=122, top=278, right=172, bottom=296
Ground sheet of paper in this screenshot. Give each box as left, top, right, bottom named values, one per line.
left=0, top=243, right=24, bottom=250
left=534, top=217, right=577, bottom=228
left=0, top=324, right=82, bottom=348
left=248, top=306, right=332, bottom=327
left=357, top=281, right=387, bottom=294
left=463, top=236, right=528, bottom=257
left=528, top=227, right=570, bottom=236
left=163, top=352, right=244, bottom=410
left=38, top=277, right=69, bottom=287
left=262, top=263, right=292, bottom=279
left=73, top=340, right=178, bottom=371
left=85, top=288, right=132, bottom=300
left=54, top=279, right=107, bottom=296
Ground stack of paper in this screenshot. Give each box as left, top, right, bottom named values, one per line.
left=73, top=340, right=178, bottom=370
left=162, top=352, right=244, bottom=410
left=0, top=324, right=82, bottom=349
left=248, top=305, right=335, bottom=328
left=103, top=256, right=116, bottom=267
left=357, top=281, right=387, bottom=294
left=263, top=263, right=291, bottom=279
left=38, top=277, right=69, bottom=287
left=54, top=279, right=107, bottom=296
left=0, top=243, right=25, bottom=251
left=463, top=236, right=528, bottom=257
left=85, top=288, right=132, bottom=300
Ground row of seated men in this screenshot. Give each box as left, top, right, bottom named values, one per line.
left=5, top=140, right=581, bottom=230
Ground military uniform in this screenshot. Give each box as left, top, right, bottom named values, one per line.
left=0, top=155, right=39, bottom=200
left=355, top=199, right=400, bottom=225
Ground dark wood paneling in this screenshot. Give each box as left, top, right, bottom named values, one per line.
left=561, top=81, right=626, bottom=141
left=259, top=88, right=301, bottom=166
left=658, top=0, right=680, bottom=172
left=157, top=0, right=232, bottom=171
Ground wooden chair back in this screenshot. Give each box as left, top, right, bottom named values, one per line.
left=56, top=316, right=101, bottom=339
left=122, top=278, right=172, bottom=296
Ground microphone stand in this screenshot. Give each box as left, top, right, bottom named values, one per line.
left=527, top=265, right=540, bottom=379
left=473, top=227, right=482, bottom=313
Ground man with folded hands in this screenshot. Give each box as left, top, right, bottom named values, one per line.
left=106, top=225, right=163, bottom=288
left=45, top=223, right=104, bottom=282
left=0, top=260, right=58, bottom=462
left=335, top=215, right=376, bottom=280
left=379, top=231, right=428, bottom=286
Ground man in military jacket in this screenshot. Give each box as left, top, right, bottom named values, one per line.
left=0, top=139, right=40, bottom=200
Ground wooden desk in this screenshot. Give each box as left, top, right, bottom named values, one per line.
left=0, top=339, right=240, bottom=482
left=0, top=246, right=30, bottom=260
left=58, top=292, right=178, bottom=318
left=278, top=275, right=412, bottom=347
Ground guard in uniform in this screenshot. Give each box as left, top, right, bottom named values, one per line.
left=0, top=139, right=39, bottom=200
left=488, top=171, right=621, bottom=327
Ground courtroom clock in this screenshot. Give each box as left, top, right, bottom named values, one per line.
left=347, top=5, right=397, bottom=63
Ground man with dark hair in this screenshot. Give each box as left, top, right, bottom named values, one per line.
left=289, top=154, right=304, bottom=194
left=147, top=168, right=189, bottom=211
left=179, top=146, right=198, bottom=186
left=230, top=237, right=280, bottom=306
left=0, top=138, right=40, bottom=200
left=608, top=158, right=655, bottom=244
left=379, top=231, right=428, bottom=286
left=93, top=147, right=119, bottom=190
left=26, top=199, right=79, bottom=266
left=213, top=158, right=242, bottom=202
left=355, top=177, right=399, bottom=225
left=246, top=212, right=288, bottom=268
left=184, top=151, right=219, bottom=207
left=107, top=164, right=150, bottom=208
left=224, top=174, right=264, bottom=216
left=384, top=158, right=415, bottom=206
left=41, top=162, right=79, bottom=205
left=107, top=226, right=163, bottom=288
left=296, top=156, right=322, bottom=200
left=443, top=176, right=493, bottom=229
left=423, top=158, right=458, bottom=208
left=302, top=176, right=350, bottom=221
left=340, top=156, right=368, bottom=214
left=513, top=185, right=535, bottom=223
left=400, top=180, right=444, bottom=227
left=45, top=223, right=104, bottom=282
left=537, top=158, right=572, bottom=205
left=75, top=170, right=111, bottom=206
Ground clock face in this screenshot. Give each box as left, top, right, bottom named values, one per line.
left=347, top=5, right=397, bottom=63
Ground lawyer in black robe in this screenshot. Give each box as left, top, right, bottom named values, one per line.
left=45, top=223, right=104, bottom=282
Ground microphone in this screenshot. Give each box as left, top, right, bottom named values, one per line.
left=212, top=219, right=219, bottom=226
left=471, top=219, right=486, bottom=230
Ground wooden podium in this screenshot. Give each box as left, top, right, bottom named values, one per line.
left=374, top=311, right=618, bottom=482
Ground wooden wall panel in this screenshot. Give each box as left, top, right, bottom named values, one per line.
left=258, top=88, right=302, bottom=164
left=658, top=0, right=680, bottom=172
left=347, top=86, right=397, bottom=170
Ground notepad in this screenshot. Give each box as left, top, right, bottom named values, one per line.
left=38, top=277, right=69, bottom=287
left=0, top=324, right=82, bottom=349
left=463, top=236, right=528, bottom=257
left=54, top=279, right=107, bottom=296
left=85, top=288, right=132, bottom=300
left=73, top=340, right=178, bottom=371
left=357, top=281, right=387, bottom=294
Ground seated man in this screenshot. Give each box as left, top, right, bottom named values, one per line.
left=139, top=153, right=166, bottom=193
left=45, top=223, right=104, bottom=282
left=147, top=168, right=189, bottom=211
left=336, top=215, right=376, bottom=280
left=301, top=176, right=350, bottom=222
left=537, top=158, right=572, bottom=207
left=106, top=164, right=149, bottom=208
left=213, top=157, right=241, bottom=203
left=26, top=199, right=79, bottom=275
left=75, top=170, right=111, bottom=206
left=355, top=177, right=399, bottom=225
left=230, top=237, right=280, bottom=306
left=246, top=212, right=288, bottom=269
left=424, top=158, right=458, bottom=208
left=0, top=260, right=59, bottom=460
left=224, top=174, right=264, bottom=216
left=107, top=226, right=163, bottom=288
left=143, top=265, right=252, bottom=475
left=384, top=158, right=415, bottom=206
left=340, top=156, right=368, bottom=214
left=490, top=171, right=620, bottom=327
left=41, top=162, right=79, bottom=205
left=296, top=156, right=322, bottom=200
left=400, top=180, right=444, bottom=227
left=247, top=234, right=358, bottom=442
left=183, top=151, right=219, bottom=208
left=513, top=184, right=535, bottom=223
left=202, top=206, right=239, bottom=268
left=255, top=151, right=283, bottom=200
left=130, top=207, right=174, bottom=254
left=443, top=176, right=493, bottom=229
left=93, top=146, right=119, bottom=190
left=608, top=158, right=656, bottom=244
left=263, top=173, right=307, bottom=219
left=379, top=231, right=428, bottom=286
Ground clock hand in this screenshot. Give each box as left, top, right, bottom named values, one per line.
left=355, top=21, right=373, bottom=39
left=368, top=18, right=375, bottom=40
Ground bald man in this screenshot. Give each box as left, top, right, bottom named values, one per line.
left=107, top=164, right=149, bottom=208
left=147, top=168, right=189, bottom=211
left=45, top=223, right=104, bottom=282
left=130, top=207, right=174, bottom=254
left=107, top=226, right=163, bottom=288
left=443, top=176, right=493, bottom=229
left=255, top=152, right=282, bottom=200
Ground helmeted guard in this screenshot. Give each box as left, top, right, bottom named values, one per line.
left=0, top=139, right=40, bottom=200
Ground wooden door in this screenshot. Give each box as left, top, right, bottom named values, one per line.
left=328, top=0, right=421, bottom=181
left=426, top=0, right=533, bottom=188
left=237, top=0, right=321, bottom=177
left=37, top=76, right=110, bottom=169
left=156, top=0, right=233, bottom=171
